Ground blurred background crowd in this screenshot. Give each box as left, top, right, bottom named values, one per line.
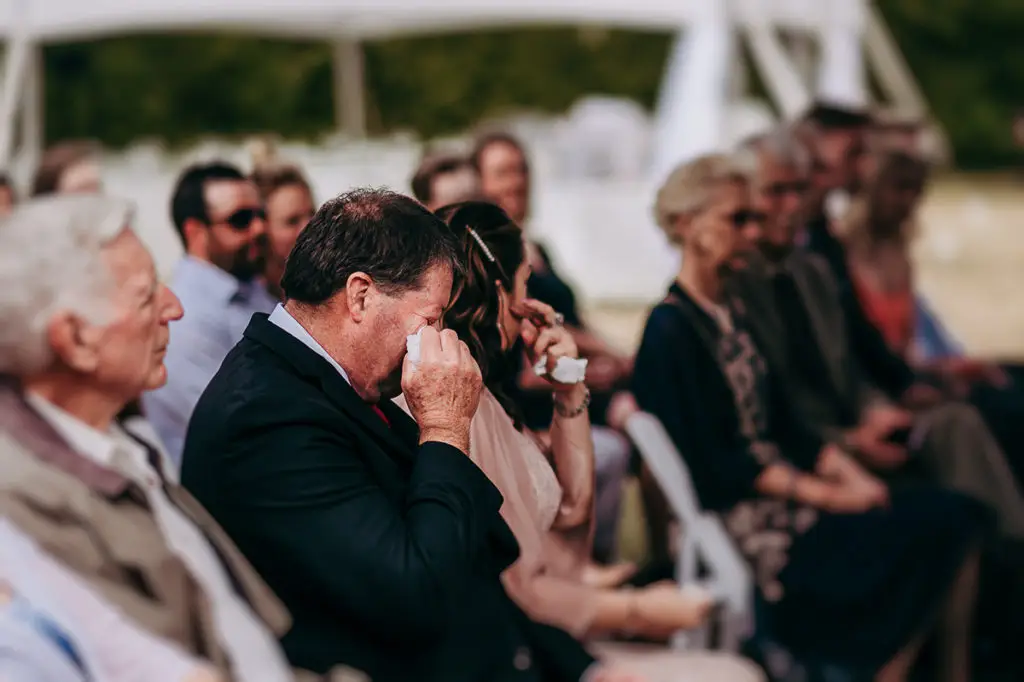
left=3, top=0, right=1024, bottom=681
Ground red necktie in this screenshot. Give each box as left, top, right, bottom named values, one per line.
left=371, top=404, right=390, bottom=427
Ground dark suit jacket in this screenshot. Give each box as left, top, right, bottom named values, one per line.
left=804, top=216, right=917, bottom=398
left=731, top=251, right=889, bottom=442
left=181, top=314, right=595, bottom=682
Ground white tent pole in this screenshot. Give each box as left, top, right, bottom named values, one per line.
left=332, top=37, right=366, bottom=138
left=0, top=0, right=32, bottom=168
left=816, top=0, right=866, bottom=107
left=741, top=22, right=810, bottom=119
left=20, top=43, right=43, bottom=171
left=650, top=2, right=734, bottom=179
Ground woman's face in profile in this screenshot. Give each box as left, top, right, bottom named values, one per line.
left=686, top=181, right=758, bottom=270
left=499, top=240, right=531, bottom=350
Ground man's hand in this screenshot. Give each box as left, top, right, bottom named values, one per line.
left=900, top=382, right=944, bottom=409
left=402, top=327, right=482, bottom=454
left=847, top=406, right=913, bottom=469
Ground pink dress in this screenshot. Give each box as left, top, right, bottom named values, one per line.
left=396, top=391, right=765, bottom=682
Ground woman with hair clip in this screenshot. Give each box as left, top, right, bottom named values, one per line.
left=634, top=155, right=989, bottom=682
left=398, top=201, right=764, bottom=682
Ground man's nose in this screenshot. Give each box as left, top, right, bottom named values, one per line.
left=161, top=285, right=185, bottom=322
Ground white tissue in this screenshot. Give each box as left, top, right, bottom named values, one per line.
left=406, top=327, right=425, bottom=365
left=533, top=355, right=588, bottom=384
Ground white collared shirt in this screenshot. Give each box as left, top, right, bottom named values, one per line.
left=25, top=393, right=293, bottom=682
left=269, top=303, right=351, bottom=384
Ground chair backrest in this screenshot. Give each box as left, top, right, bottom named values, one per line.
left=625, top=411, right=703, bottom=524
left=625, top=411, right=754, bottom=646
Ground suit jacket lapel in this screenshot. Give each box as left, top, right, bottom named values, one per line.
left=244, top=315, right=416, bottom=464
left=728, top=266, right=789, bottom=377
left=787, top=255, right=849, bottom=400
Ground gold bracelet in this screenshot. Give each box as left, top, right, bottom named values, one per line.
left=553, top=386, right=591, bottom=419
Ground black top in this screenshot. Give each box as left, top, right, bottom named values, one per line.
left=805, top=217, right=916, bottom=399
left=632, top=283, right=823, bottom=513
left=180, top=314, right=594, bottom=682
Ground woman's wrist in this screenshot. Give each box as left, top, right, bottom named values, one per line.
left=553, top=385, right=591, bottom=419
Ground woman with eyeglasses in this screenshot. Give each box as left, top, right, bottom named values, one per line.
left=397, top=200, right=765, bottom=682
left=633, top=155, right=989, bottom=682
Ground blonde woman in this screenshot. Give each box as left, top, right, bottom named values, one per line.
left=632, top=155, right=988, bottom=682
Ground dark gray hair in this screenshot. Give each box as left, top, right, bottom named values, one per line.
left=282, top=187, right=463, bottom=304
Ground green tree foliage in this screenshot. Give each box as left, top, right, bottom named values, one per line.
left=875, top=0, right=1024, bottom=167
left=44, top=29, right=670, bottom=148
left=39, top=3, right=1024, bottom=167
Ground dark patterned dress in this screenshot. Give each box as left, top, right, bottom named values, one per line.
left=633, top=282, right=991, bottom=675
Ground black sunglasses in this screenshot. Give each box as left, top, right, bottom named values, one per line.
left=729, top=210, right=767, bottom=228
left=217, top=208, right=266, bottom=231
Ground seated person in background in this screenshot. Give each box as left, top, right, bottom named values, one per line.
left=730, top=131, right=1024, bottom=541
left=0, top=517, right=221, bottom=682
left=799, top=103, right=945, bottom=409
left=634, top=155, right=989, bottom=682
left=251, top=163, right=316, bottom=301
left=410, top=151, right=482, bottom=211
left=0, top=196, right=349, bottom=682
left=395, top=201, right=764, bottom=682
left=838, top=151, right=1024, bottom=485
left=472, top=131, right=634, bottom=564
left=142, top=162, right=278, bottom=467
left=0, top=172, right=17, bottom=217
left=31, top=139, right=103, bottom=197
left=181, top=188, right=639, bottom=682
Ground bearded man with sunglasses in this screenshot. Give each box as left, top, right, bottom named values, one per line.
left=142, top=161, right=278, bottom=468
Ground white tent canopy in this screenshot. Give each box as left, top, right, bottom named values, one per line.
left=3, top=0, right=857, bottom=42
left=0, top=0, right=939, bottom=302
left=1, top=0, right=911, bottom=172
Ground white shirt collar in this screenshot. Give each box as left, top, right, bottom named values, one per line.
left=268, top=304, right=351, bottom=384
left=25, top=393, right=125, bottom=469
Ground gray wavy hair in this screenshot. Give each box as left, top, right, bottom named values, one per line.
left=733, top=127, right=812, bottom=182
left=0, top=194, right=134, bottom=375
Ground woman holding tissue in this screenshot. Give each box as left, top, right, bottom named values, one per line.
left=400, top=200, right=764, bottom=682
left=633, top=155, right=990, bottom=682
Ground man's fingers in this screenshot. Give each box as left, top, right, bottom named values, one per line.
left=439, top=328, right=459, bottom=356
left=418, top=326, right=442, bottom=361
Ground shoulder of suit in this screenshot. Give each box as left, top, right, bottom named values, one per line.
left=793, top=250, right=837, bottom=286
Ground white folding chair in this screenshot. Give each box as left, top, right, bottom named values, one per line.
left=625, top=412, right=753, bottom=653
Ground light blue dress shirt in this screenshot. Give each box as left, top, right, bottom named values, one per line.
left=141, top=256, right=278, bottom=468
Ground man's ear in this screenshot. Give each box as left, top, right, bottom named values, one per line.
left=46, top=312, right=102, bottom=374
left=181, top=218, right=208, bottom=257
left=344, top=272, right=373, bottom=323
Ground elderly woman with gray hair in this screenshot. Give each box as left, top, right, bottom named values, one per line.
left=632, top=155, right=990, bottom=682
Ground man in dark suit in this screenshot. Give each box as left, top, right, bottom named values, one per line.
left=730, top=130, right=1024, bottom=540
left=181, top=189, right=631, bottom=682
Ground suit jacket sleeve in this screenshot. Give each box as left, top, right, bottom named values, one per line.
left=220, top=413, right=504, bottom=644
left=523, top=618, right=596, bottom=682
left=805, top=256, right=895, bottom=416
